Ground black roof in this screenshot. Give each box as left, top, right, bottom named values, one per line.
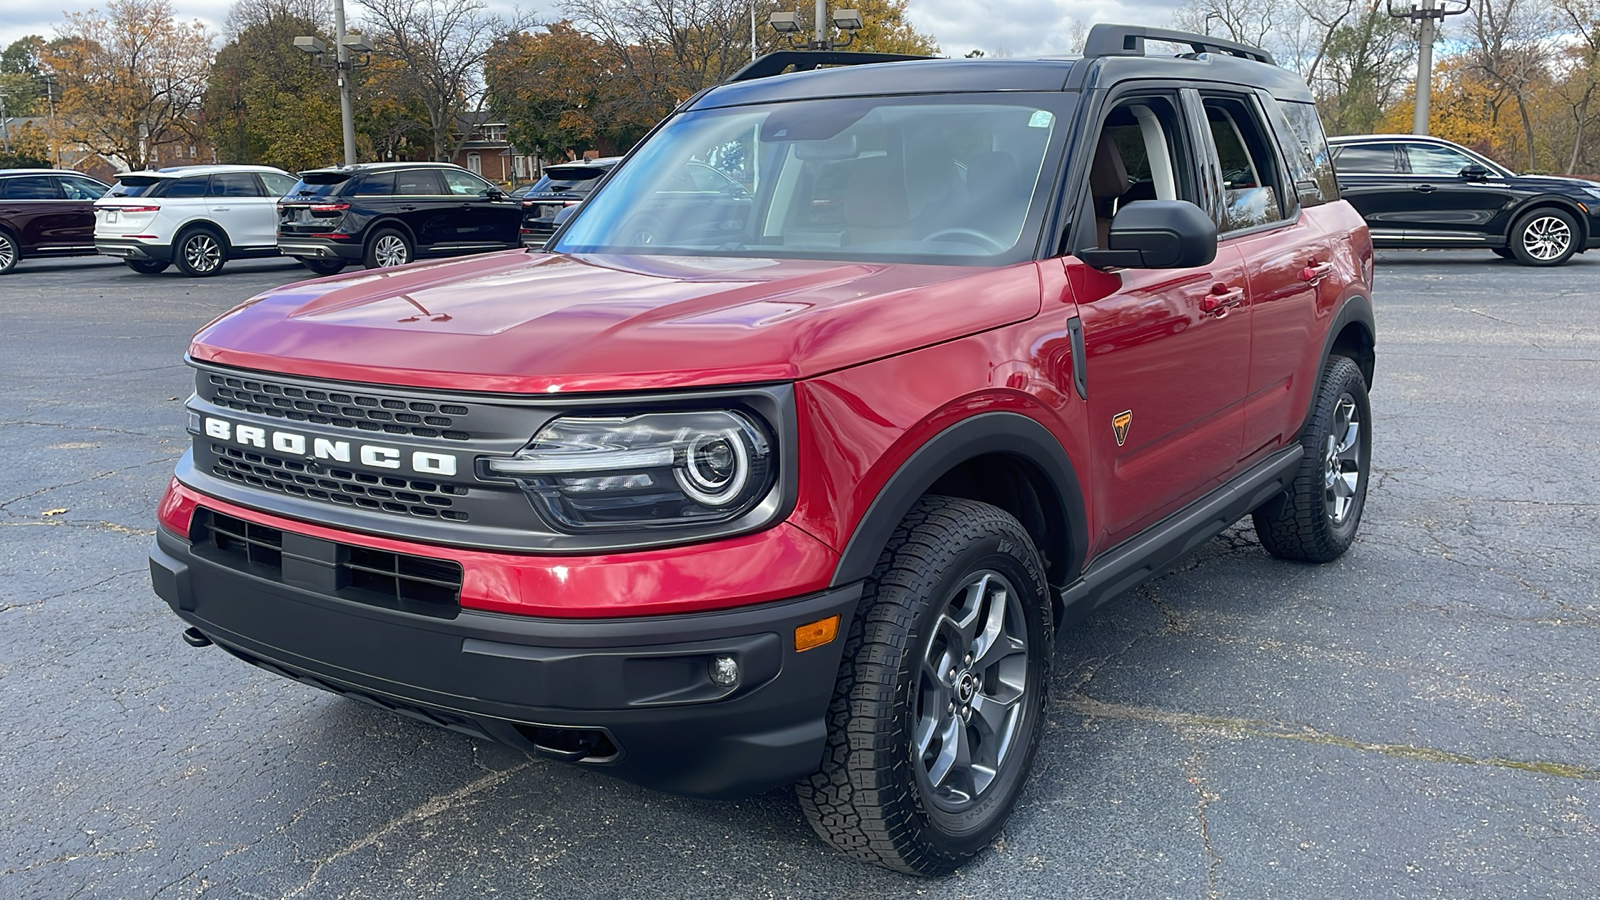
left=690, top=24, right=1313, bottom=111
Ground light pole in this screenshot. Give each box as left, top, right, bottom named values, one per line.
left=768, top=5, right=864, bottom=50
left=294, top=0, right=373, bottom=166
left=1389, top=0, right=1469, bottom=135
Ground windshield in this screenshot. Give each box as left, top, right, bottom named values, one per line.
left=552, top=95, right=1068, bottom=264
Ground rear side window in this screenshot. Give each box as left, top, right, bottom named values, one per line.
left=1202, top=95, right=1288, bottom=232
left=2, top=176, right=62, bottom=199
left=260, top=172, right=296, bottom=196
left=395, top=169, right=447, bottom=195
left=162, top=177, right=208, bottom=199
left=1331, top=143, right=1399, bottom=175
left=58, top=175, right=109, bottom=200
left=1271, top=100, right=1338, bottom=206
left=208, top=173, right=261, bottom=197
left=350, top=172, right=396, bottom=196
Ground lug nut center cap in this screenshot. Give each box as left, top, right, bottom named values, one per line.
left=957, top=672, right=977, bottom=704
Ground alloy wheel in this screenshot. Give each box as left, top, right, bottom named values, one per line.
left=1522, top=215, right=1572, bottom=261
left=914, top=569, right=1030, bottom=811
left=183, top=234, right=222, bottom=273
left=374, top=234, right=409, bottom=267
left=1323, top=394, right=1362, bottom=525
left=0, top=234, right=16, bottom=272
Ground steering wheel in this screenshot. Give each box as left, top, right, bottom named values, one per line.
left=922, top=228, right=1007, bottom=252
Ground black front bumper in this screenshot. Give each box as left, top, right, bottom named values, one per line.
left=96, top=239, right=172, bottom=263
left=150, top=527, right=859, bottom=799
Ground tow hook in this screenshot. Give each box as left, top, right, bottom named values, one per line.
left=181, top=627, right=213, bottom=648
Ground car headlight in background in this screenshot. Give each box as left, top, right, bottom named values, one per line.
left=1582, top=187, right=1600, bottom=201
left=485, top=410, right=776, bottom=532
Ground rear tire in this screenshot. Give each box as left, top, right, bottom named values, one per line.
left=364, top=228, right=412, bottom=268
left=1509, top=207, right=1578, bottom=266
left=1252, top=355, right=1371, bottom=562
left=1490, top=247, right=1515, bottom=260
left=796, top=496, right=1052, bottom=875
left=173, top=227, right=228, bottom=277
left=0, top=230, right=18, bottom=274
left=124, top=259, right=169, bottom=275
left=298, top=257, right=346, bottom=276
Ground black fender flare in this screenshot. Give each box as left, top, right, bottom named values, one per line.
left=830, top=411, right=1089, bottom=589
left=1302, top=294, right=1376, bottom=438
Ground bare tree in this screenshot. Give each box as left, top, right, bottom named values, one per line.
left=1555, top=0, right=1600, bottom=173
left=1469, top=0, right=1557, bottom=170
left=355, top=0, right=521, bottom=161
left=224, top=0, right=333, bottom=40
left=1172, top=0, right=1282, bottom=50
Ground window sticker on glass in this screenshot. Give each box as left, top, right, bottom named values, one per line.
left=1028, top=110, right=1053, bottom=129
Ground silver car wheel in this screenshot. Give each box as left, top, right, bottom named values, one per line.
left=1323, top=394, right=1362, bottom=525
left=373, top=234, right=409, bottom=267
left=183, top=234, right=222, bottom=273
left=1522, top=215, right=1572, bottom=261
left=0, top=232, right=18, bottom=271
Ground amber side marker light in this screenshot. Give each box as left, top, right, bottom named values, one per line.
left=794, top=615, right=840, bottom=652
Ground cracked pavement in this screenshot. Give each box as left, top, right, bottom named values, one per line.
left=2, top=250, right=1597, bottom=898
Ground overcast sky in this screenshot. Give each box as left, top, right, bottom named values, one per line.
left=0, top=0, right=1189, bottom=61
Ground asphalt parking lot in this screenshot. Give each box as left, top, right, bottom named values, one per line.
left=1, top=249, right=1597, bottom=899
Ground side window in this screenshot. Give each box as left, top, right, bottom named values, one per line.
left=1404, top=144, right=1477, bottom=177
left=164, top=177, right=208, bottom=199
left=1330, top=143, right=1399, bottom=175
left=1083, top=94, right=1191, bottom=249
left=208, top=173, right=260, bottom=197
left=351, top=172, right=396, bottom=196
left=259, top=172, right=297, bottom=196
left=1201, top=96, right=1287, bottom=233
left=441, top=169, right=489, bottom=196
left=57, top=176, right=109, bottom=200
left=2, top=176, right=63, bottom=199
left=396, top=169, right=448, bottom=195
left=1270, top=99, right=1338, bottom=206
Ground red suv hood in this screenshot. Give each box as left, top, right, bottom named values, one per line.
left=191, top=250, right=1043, bottom=393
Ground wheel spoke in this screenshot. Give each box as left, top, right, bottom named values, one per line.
left=970, top=690, right=1017, bottom=738
left=926, top=716, right=962, bottom=788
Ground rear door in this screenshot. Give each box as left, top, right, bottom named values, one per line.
left=0, top=174, right=73, bottom=251
left=392, top=168, right=453, bottom=248
left=439, top=168, right=520, bottom=246
left=1328, top=141, right=1404, bottom=243
left=206, top=171, right=275, bottom=249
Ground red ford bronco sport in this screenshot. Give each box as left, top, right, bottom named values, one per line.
left=151, top=26, right=1375, bottom=874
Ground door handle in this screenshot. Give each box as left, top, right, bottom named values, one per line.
left=212, top=206, right=230, bottom=211
left=1412, top=184, right=1436, bottom=193
left=1202, top=284, right=1245, bottom=316
left=1300, top=262, right=1334, bottom=283
left=399, top=205, right=417, bottom=211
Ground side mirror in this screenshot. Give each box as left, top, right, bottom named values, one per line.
left=1078, top=200, right=1218, bottom=270
left=487, top=187, right=507, bottom=200
left=1459, top=164, right=1490, bottom=181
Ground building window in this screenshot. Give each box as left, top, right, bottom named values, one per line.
left=467, top=153, right=481, bottom=175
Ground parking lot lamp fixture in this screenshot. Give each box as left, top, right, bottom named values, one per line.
left=294, top=0, right=373, bottom=166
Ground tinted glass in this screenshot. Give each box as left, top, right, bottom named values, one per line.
left=350, top=172, right=396, bottom=196
left=58, top=175, right=109, bottom=200
left=285, top=175, right=347, bottom=199
left=162, top=177, right=208, bottom=199
left=394, top=169, right=447, bottom=195
left=1204, top=97, right=1286, bottom=231
left=1331, top=143, right=1398, bottom=175
left=1405, top=144, right=1477, bottom=176
left=1275, top=101, right=1338, bottom=205
left=260, top=172, right=296, bottom=196
left=108, top=177, right=158, bottom=198
left=442, top=168, right=491, bottom=196
left=555, top=97, right=1063, bottom=263
left=208, top=172, right=261, bottom=197
left=2, top=176, right=62, bottom=199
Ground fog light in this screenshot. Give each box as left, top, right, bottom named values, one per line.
left=709, top=655, right=739, bottom=686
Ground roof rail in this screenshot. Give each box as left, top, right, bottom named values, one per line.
left=726, top=50, right=933, bottom=83
left=1082, top=24, right=1276, bottom=66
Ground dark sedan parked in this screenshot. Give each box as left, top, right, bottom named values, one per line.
left=517, top=158, right=620, bottom=246
left=1329, top=134, right=1600, bottom=266
left=277, top=162, right=522, bottom=273
left=0, top=169, right=110, bottom=274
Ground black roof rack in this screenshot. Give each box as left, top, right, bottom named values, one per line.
left=1082, top=24, right=1276, bottom=66
left=726, top=50, right=934, bottom=83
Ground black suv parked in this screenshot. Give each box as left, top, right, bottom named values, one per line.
left=0, top=169, right=109, bottom=275
left=516, top=157, right=620, bottom=245
left=277, top=162, right=522, bottom=274
left=1329, top=134, right=1600, bottom=266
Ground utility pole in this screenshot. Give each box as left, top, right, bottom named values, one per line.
left=334, top=0, right=356, bottom=166
left=813, top=0, right=828, bottom=48
left=0, top=90, right=10, bottom=154
left=1413, top=0, right=1436, bottom=134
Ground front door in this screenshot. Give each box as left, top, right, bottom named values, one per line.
left=1387, top=140, right=1517, bottom=243
left=1066, top=91, right=1252, bottom=550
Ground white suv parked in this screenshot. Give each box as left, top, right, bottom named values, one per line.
left=94, top=165, right=298, bottom=276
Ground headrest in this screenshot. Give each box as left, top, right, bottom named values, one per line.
left=1090, top=132, right=1130, bottom=200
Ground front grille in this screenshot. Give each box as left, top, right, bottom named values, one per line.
left=211, top=443, right=469, bottom=521
left=193, top=509, right=463, bottom=618
left=206, top=373, right=473, bottom=441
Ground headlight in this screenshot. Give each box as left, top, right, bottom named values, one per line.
left=1583, top=187, right=1600, bottom=201
left=485, top=410, right=776, bottom=532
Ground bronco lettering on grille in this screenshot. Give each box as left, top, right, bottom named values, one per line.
left=203, top=417, right=457, bottom=476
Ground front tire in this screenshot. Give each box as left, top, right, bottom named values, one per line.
left=796, top=496, right=1052, bottom=875
left=0, top=230, right=19, bottom=274
left=1509, top=208, right=1578, bottom=266
left=174, top=227, right=228, bottom=277
left=364, top=228, right=412, bottom=269
left=1252, top=355, right=1371, bottom=562
left=124, top=259, right=169, bottom=275
left=298, top=257, right=346, bottom=276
